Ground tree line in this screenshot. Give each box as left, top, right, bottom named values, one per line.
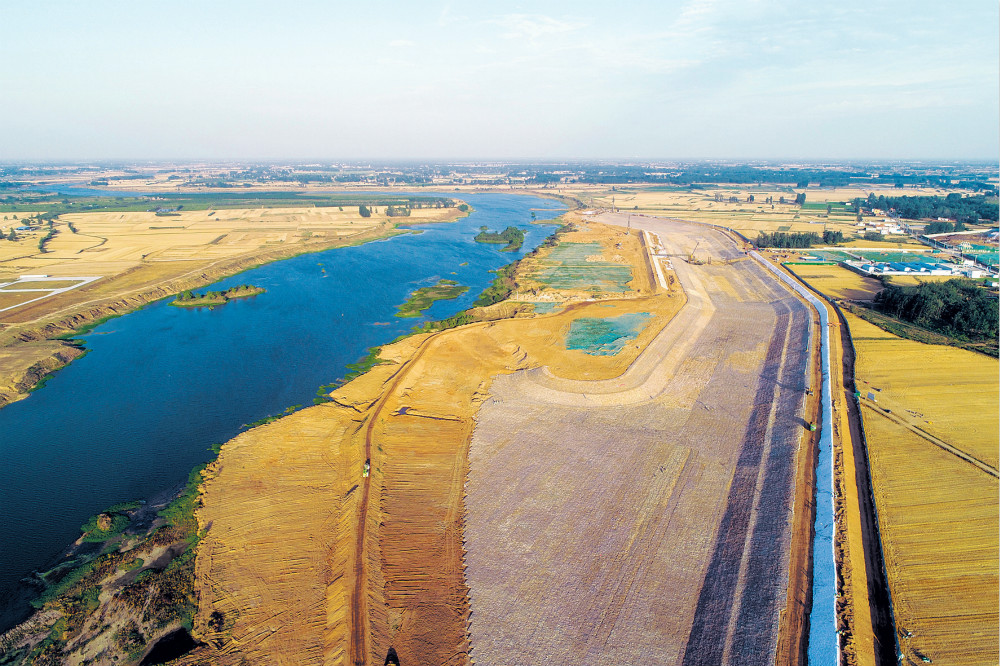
left=854, top=193, right=998, bottom=224
left=923, top=220, right=967, bottom=235
left=874, top=279, right=998, bottom=341
left=756, top=231, right=816, bottom=248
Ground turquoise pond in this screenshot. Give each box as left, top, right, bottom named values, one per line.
left=565, top=313, right=653, bottom=355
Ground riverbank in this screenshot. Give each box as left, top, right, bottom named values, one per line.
left=0, top=207, right=467, bottom=409
left=0, top=194, right=563, bottom=658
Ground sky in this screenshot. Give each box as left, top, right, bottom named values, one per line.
left=1, top=0, right=998, bottom=161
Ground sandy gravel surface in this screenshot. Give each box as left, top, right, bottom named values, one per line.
left=464, top=217, right=813, bottom=665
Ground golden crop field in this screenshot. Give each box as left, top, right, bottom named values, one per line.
left=846, top=311, right=999, bottom=666
left=782, top=263, right=883, bottom=301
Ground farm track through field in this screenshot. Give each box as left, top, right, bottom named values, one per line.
left=860, top=399, right=998, bottom=478
left=463, top=216, right=815, bottom=665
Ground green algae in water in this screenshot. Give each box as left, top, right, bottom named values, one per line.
left=565, top=313, right=653, bottom=355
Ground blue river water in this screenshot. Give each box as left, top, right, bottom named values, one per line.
left=0, top=193, right=563, bottom=630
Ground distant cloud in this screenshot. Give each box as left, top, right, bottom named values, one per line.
left=491, top=13, right=587, bottom=41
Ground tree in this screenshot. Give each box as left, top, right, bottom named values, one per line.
left=359, top=205, right=371, bottom=218
left=794, top=192, right=806, bottom=205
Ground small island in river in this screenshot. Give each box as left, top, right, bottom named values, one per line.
left=474, top=225, right=525, bottom=252
left=395, top=279, right=469, bottom=318
left=171, top=284, right=266, bottom=308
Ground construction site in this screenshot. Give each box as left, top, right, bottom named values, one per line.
left=4, top=187, right=994, bottom=666
left=174, top=214, right=820, bottom=666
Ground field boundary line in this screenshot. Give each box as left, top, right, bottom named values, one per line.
left=859, top=401, right=998, bottom=478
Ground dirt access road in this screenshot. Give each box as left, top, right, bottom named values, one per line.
left=464, top=215, right=816, bottom=665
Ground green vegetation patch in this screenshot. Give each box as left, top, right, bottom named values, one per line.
left=475, top=225, right=525, bottom=252
left=171, top=284, right=265, bottom=308
left=533, top=242, right=633, bottom=292
left=873, top=278, right=998, bottom=346
left=566, top=313, right=653, bottom=355
left=77, top=501, right=140, bottom=543
left=395, top=279, right=469, bottom=318
left=340, top=347, right=392, bottom=386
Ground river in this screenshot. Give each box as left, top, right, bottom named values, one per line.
left=0, top=192, right=564, bottom=631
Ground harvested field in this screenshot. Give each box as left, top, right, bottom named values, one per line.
left=0, top=291, right=39, bottom=309
left=843, top=311, right=999, bottom=666
left=849, top=313, right=998, bottom=468
left=560, top=185, right=942, bottom=250
left=465, top=215, right=815, bottom=665
left=783, top=262, right=883, bottom=301
left=861, top=410, right=998, bottom=665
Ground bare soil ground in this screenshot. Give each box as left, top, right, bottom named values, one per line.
left=464, top=216, right=814, bottom=665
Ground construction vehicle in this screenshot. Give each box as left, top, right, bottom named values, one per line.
left=363, top=459, right=370, bottom=478
left=687, top=240, right=710, bottom=265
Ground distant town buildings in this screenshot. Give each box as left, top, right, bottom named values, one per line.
left=843, top=259, right=987, bottom=279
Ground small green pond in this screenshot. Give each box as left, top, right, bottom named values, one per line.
left=565, top=313, right=653, bottom=355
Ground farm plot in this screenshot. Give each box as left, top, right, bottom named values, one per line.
left=465, top=218, right=814, bottom=665
left=847, top=311, right=999, bottom=666
left=784, top=263, right=883, bottom=301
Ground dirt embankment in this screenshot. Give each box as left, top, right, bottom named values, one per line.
left=183, top=220, right=684, bottom=666
left=0, top=341, right=86, bottom=407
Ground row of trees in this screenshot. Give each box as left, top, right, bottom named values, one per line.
left=854, top=193, right=998, bottom=223
left=874, top=280, right=998, bottom=340
left=755, top=231, right=820, bottom=248
left=924, top=220, right=967, bottom=235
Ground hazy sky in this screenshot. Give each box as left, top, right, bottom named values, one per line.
left=2, top=0, right=997, bottom=161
